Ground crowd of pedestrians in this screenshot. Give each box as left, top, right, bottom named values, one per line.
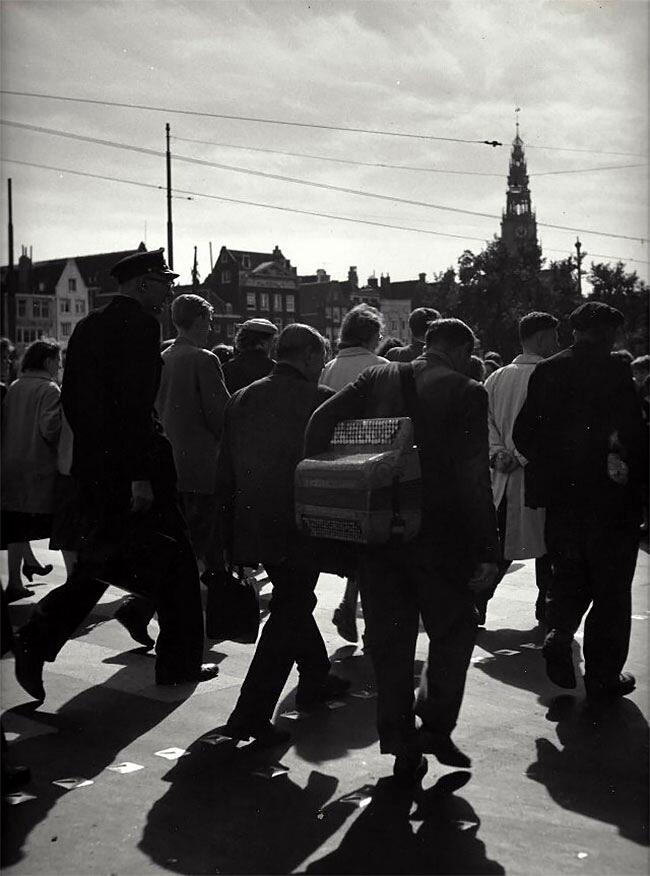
left=1, top=246, right=647, bottom=790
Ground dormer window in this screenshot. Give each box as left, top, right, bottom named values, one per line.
left=242, top=254, right=251, bottom=269
left=68, top=278, right=77, bottom=292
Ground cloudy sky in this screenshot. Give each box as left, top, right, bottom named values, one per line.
left=1, top=0, right=648, bottom=286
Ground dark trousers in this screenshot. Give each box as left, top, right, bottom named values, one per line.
left=544, top=507, right=639, bottom=686
left=228, top=560, right=331, bottom=727
left=480, top=495, right=553, bottom=613
left=358, top=541, right=477, bottom=756
left=21, top=478, right=205, bottom=680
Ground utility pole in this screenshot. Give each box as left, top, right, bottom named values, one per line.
left=575, top=237, right=586, bottom=296
left=3, top=178, right=16, bottom=339
left=209, top=241, right=214, bottom=272
left=192, top=246, right=199, bottom=290
left=166, top=123, right=174, bottom=269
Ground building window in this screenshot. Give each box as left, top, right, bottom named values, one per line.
left=38, top=282, right=45, bottom=292
left=61, top=322, right=72, bottom=337
left=273, top=293, right=282, bottom=311
left=17, top=299, right=26, bottom=317
left=15, top=328, right=22, bottom=343
left=226, top=323, right=235, bottom=338
left=37, top=329, right=44, bottom=339
left=75, top=299, right=86, bottom=315
left=225, top=303, right=233, bottom=314
left=286, top=294, right=295, bottom=313
left=68, top=278, right=77, bottom=292
left=273, top=318, right=283, bottom=331
left=333, top=307, right=341, bottom=324
left=259, top=293, right=269, bottom=311
left=60, top=299, right=70, bottom=314
left=32, top=300, right=42, bottom=318
left=246, top=292, right=256, bottom=310
left=242, top=255, right=251, bottom=269
left=222, top=271, right=230, bottom=284
left=41, top=301, right=50, bottom=319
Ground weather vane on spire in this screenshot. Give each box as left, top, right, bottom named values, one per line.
left=515, top=106, right=521, bottom=137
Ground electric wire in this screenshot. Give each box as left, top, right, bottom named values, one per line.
left=1, top=90, right=646, bottom=157
left=174, top=135, right=647, bottom=178
left=1, top=118, right=646, bottom=245
left=4, top=156, right=647, bottom=267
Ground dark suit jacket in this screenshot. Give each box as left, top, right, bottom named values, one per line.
left=513, top=340, right=646, bottom=522
left=304, top=352, right=499, bottom=568
left=216, top=363, right=334, bottom=565
left=62, top=295, right=173, bottom=486
left=222, top=349, right=275, bottom=394
left=385, top=340, right=425, bottom=363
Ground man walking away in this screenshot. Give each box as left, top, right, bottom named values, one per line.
left=306, top=318, right=499, bottom=785
left=513, top=302, right=646, bottom=698
left=219, top=324, right=350, bottom=746
left=477, top=312, right=559, bottom=626
left=13, top=249, right=218, bottom=700
left=384, top=307, right=441, bottom=363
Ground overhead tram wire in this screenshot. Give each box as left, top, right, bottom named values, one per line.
left=5, top=156, right=647, bottom=267
left=1, top=118, right=645, bottom=245
left=0, top=90, right=500, bottom=148
left=173, top=136, right=647, bottom=178
left=1, top=90, right=646, bottom=158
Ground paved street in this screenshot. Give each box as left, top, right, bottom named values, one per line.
left=1, top=539, right=648, bottom=875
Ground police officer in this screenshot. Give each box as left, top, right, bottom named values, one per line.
left=513, top=301, right=646, bottom=698
left=14, top=249, right=218, bottom=700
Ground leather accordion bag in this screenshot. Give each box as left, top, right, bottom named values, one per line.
left=205, top=568, right=260, bottom=644
left=295, top=365, right=422, bottom=546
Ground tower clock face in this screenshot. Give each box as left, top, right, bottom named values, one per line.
left=515, top=226, right=527, bottom=239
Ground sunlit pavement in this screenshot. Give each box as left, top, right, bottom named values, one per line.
left=1, top=539, right=648, bottom=875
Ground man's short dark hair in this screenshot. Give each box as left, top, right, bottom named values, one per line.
left=425, top=318, right=476, bottom=352
left=631, top=354, right=650, bottom=375
left=611, top=349, right=634, bottom=365
left=519, top=312, right=559, bottom=343
left=409, top=307, right=441, bottom=340
left=484, top=350, right=503, bottom=365
left=21, top=338, right=60, bottom=372
left=277, top=324, right=326, bottom=360
left=339, top=304, right=384, bottom=348
left=171, top=293, right=213, bottom=330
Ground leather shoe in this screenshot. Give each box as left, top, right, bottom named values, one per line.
left=585, top=671, right=636, bottom=700
left=114, top=605, right=155, bottom=650
left=393, top=754, right=428, bottom=786
left=222, top=720, right=291, bottom=747
left=4, top=585, right=34, bottom=603
left=417, top=730, right=472, bottom=768
left=295, top=673, right=351, bottom=710
left=22, top=562, right=53, bottom=583
left=2, top=763, right=32, bottom=793
left=543, top=641, right=576, bottom=689
left=156, top=662, right=219, bottom=686
left=332, top=607, right=358, bottom=643
left=13, top=632, right=45, bottom=702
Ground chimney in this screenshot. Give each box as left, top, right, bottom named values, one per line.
left=18, top=247, right=32, bottom=295
left=380, top=273, right=390, bottom=290
left=368, top=276, right=378, bottom=290
left=419, top=272, right=426, bottom=283
left=272, top=245, right=283, bottom=262
left=348, top=266, right=358, bottom=288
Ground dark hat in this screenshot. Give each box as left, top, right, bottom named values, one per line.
left=239, top=318, right=278, bottom=336
left=569, top=301, right=624, bottom=331
left=110, top=248, right=179, bottom=284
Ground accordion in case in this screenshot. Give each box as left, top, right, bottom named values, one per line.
left=295, top=417, right=421, bottom=545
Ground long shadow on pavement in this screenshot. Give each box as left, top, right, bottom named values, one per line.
left=527, top=693, right=649, bottom=847
left=1, top=650, right=216, bottom=868
left=139, top=735, right=351, bottom=874
left=306, top=770, right=505, bottom=874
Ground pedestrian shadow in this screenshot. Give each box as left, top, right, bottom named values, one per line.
left=527, top=693, right=649, bottom=846
left=306, top=770, right=505, bottom=874
left=138, top=735, right=351, bottom=874
left=7, top=595, right=125, bottom=642
left=1, top=662, right=193, bottom=869
left=473, top=626, right=582, bottom=697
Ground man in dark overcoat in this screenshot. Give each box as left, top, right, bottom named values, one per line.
left=305, top=318, right=499, bottom=785
left=218, top=324, right=350, bottom=747
left=221, top=318, right=277, bottom=394
left=513, top=301, right=646, bottom=698
left=13, top=249, right=218, bottom=700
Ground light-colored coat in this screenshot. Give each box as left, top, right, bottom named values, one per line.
left=484, top=354, right=546, bottom=559
left=1, top=371, right=62, bottom=513
left=320, top=346, right=388, bottom=391
left=156, top=337, right=230, bottom=493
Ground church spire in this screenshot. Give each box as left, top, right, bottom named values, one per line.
left=500, top=114, right=538, bottom=256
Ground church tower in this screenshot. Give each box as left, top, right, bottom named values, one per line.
left=500, top=118, right=538, bottom=256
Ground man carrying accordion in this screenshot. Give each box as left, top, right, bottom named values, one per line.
left=304, top=318, right=499, bottom=786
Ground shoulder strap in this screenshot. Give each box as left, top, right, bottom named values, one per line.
left=398, top=362, right=421, bottom=443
